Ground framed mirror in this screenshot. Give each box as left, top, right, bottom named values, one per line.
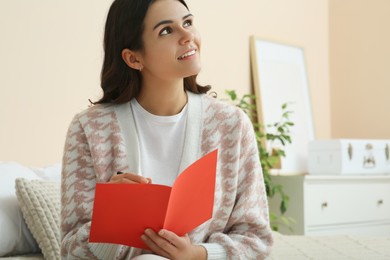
left=250, top=36, right=315, bottom=174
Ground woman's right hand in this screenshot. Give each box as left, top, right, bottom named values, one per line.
left=109, top=172, right=152, bottom=184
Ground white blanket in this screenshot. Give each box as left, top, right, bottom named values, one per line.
left=2, top=232, right=390, bottom=260
left=269, top=231, right=390, bottom=259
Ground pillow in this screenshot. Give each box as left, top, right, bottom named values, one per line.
left=15, top=178, right=61, bottom=260
left=0, top=162, right=41, bottom=256
left=31, top=164, right=62, bottom=181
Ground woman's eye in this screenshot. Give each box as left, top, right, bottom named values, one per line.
left=159, top=27, right=172, bottom=36
left=183, top=19, right=192, bottom=27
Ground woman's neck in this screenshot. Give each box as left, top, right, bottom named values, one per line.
left=136, top=78, right=188, bottom=116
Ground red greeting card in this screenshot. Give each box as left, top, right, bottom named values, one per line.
left=89, top=149, right=217, bottom=249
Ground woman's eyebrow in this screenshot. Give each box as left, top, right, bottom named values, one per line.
left=153, top=13, right=193, bottom=30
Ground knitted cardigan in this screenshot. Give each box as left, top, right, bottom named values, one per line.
left=61, top=92, right=273, bottom=259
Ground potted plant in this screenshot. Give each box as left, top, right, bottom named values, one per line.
left=224, top=90, right=294, bottom=231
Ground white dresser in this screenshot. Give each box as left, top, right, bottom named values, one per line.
left=268, top=174, right=390, bottom=236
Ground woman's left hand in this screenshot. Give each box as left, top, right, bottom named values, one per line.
left=141, top=229, right=206, bottom=260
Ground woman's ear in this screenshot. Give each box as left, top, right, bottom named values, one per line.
left=122, top=49, right=143, bottom=71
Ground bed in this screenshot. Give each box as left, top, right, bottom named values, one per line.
left=1, top=162, right=390, bottom=260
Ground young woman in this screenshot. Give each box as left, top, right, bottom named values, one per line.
left=60, top=0, right=273, bottom=259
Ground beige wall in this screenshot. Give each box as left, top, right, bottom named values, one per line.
left=0, top=0, right=330, bottom=166
left=0, top=0, right=112, bottom=166
left=329, top=0, right=390, bottom=139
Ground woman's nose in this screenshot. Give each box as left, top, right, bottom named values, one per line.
left=179, top=28, right=194, bottom=45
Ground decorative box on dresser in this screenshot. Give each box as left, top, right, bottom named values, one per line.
left=269, top=174, right=390, bottom=236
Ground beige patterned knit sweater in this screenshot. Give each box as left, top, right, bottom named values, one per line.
left=61, top=92, right=273, bottom=259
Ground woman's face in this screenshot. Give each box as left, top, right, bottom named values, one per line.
left=138, top=0, right=201, bottom=81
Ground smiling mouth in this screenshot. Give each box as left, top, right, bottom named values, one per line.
left=178, top=50, right=196, bottom=60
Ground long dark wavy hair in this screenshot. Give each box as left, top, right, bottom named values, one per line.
left=95, top=0, right=211, bottom=104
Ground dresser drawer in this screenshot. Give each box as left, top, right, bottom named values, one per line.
left=304, top=181, right=390, bottom=226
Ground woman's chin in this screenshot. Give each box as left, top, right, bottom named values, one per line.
left=183, top=65, right=202, bottom=78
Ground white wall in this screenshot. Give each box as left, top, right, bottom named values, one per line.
left=0, top=0, right=330, bottom=166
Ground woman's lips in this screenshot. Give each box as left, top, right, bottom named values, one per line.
left=177, top=49, right=196, bottom=60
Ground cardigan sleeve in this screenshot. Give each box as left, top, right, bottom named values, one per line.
left=60, top=114, right=139, bottom=259
left=202, top=111, right=273, bottom=259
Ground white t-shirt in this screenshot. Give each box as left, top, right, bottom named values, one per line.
left=131, top=99, right=188, bottom=186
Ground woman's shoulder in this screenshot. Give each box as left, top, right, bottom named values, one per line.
left=200, top=92, right=248, bottom=120
left=70, top=102, right=124, bottom=127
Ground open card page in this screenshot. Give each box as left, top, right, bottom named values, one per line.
left=89, top=149, right=218, bottom=249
